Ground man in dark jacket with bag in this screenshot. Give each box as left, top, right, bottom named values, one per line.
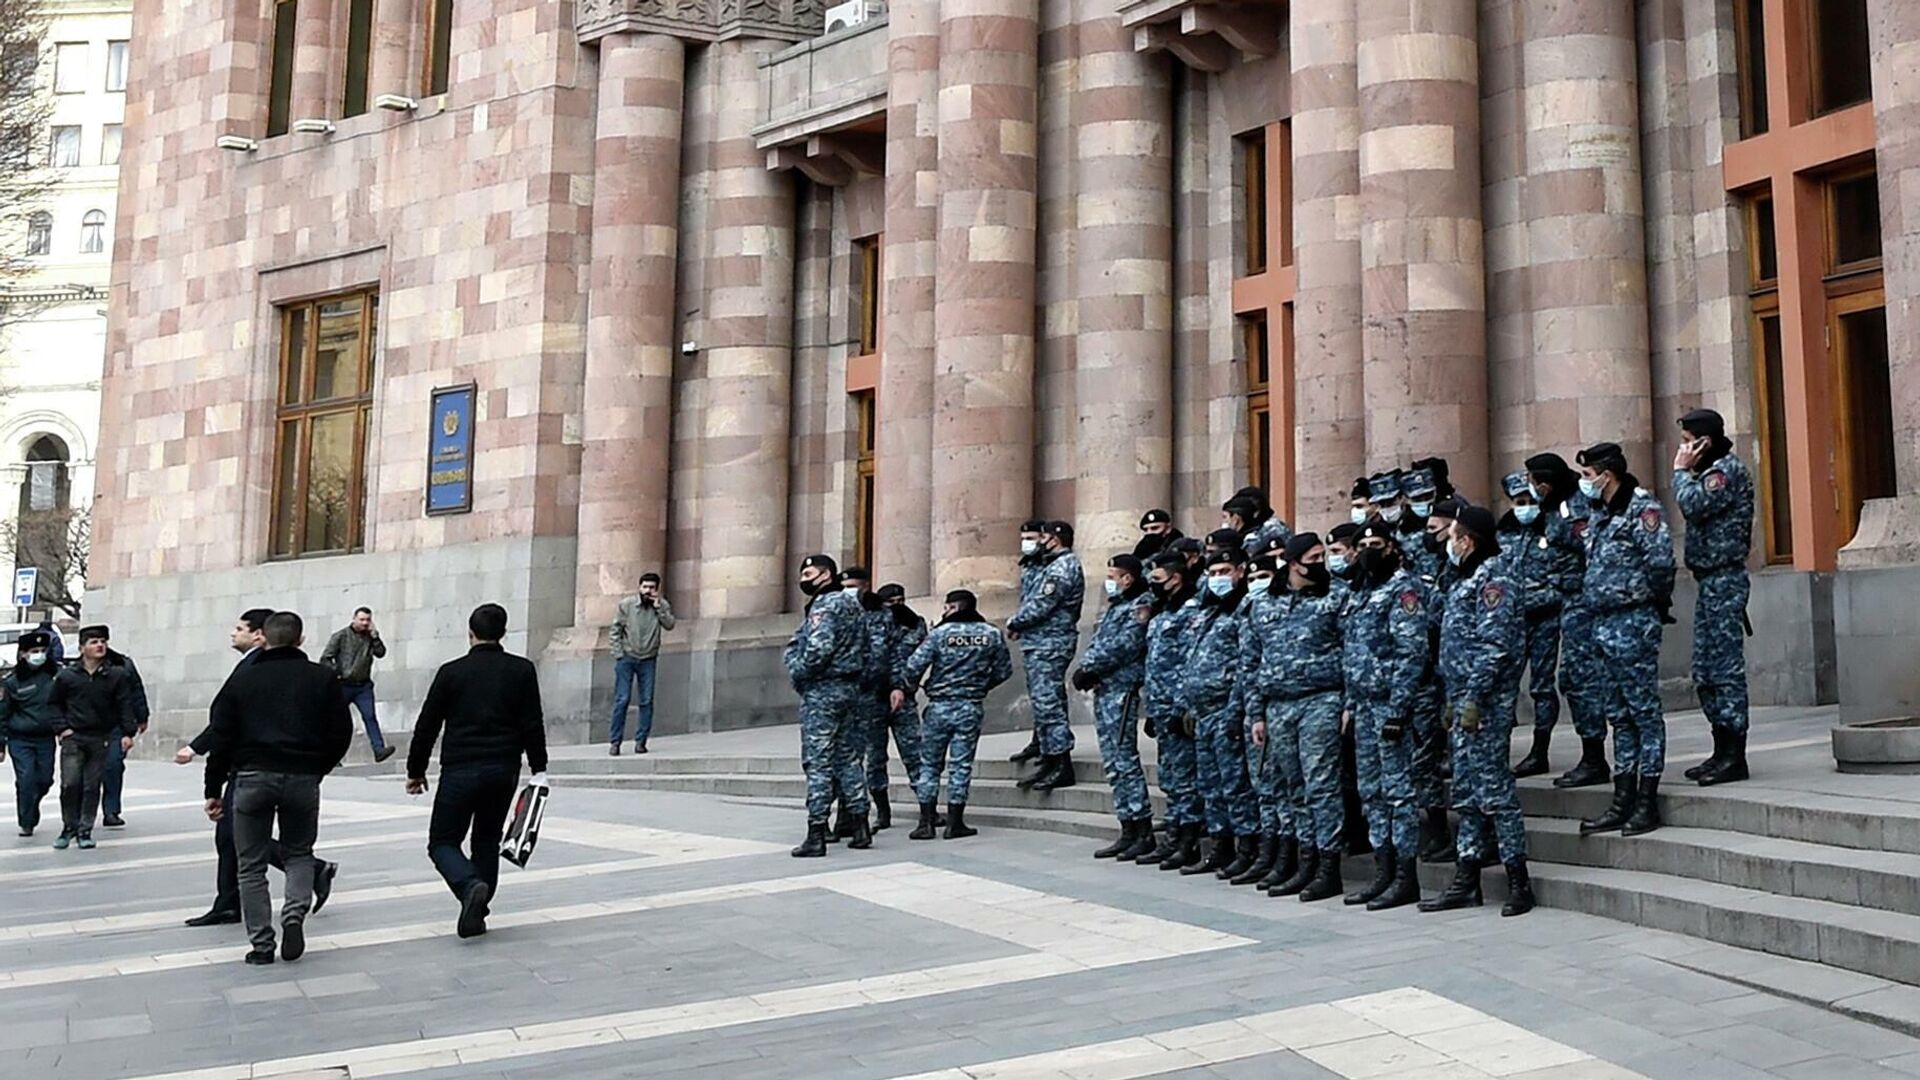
left=204, top=611, right=352, bottom=965
left=407, top=604, right=548, bottom=940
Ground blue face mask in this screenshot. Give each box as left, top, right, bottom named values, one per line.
left=1447, top=542, right=1467, bottom=568
left=1104, top=579, right=1122, bottom=599
left=1247, top=576, right=1272, bottom=596
left=1207, top=574, right=1234, bottom=597
left=1514, top=505, right=1540, bottom=525
left=1410, top=501, right=1434, bottom=519
left=1328, top=553, right=1351, bottom=576
left=1579, top=477, right=1604, bottom=500
left=1350, top=507, right=1369, bottom=526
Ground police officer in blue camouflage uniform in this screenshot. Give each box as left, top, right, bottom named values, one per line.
left=1007, top=520, right=1085, bottom=792
left=1339, top=520, right=1430, bottom=910
left=1672, top=408, right=1756, bottom=787
left=1235, top=556, right=1290, bottom=887
left=1499, top=472, right=1566, bottom=779
left=1137, top=554, right=1205, bottom=870
left=1419, top=507, right=1535, bottom=916
left=1075, top=554, right=1155, bottom=860
left=1574, top=443, right=1677, bottom=838
left=1224, top=486, right=1292, bottom=559
left=1400, top=464, right=1448, bottom=582
left=833, top=568, right=893, bottom=836
left=784, top=555, right=874, bottom=857
left=894, top=590, right=1014, bottom=840
left=1528, top=452, right=1609, bottom=789
left=1348, top=477, right=1375, bottom=528
left=871, top=584, right=929, bottom=829
left=1008, top=519, right=1051, bottom=764
left=1181, top=547, right=1261, bottom=881
left=1412, top=495, right=1467, bottom=864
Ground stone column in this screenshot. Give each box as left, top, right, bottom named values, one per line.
left=369, top=0, right=420, bottom=99
left=932, top=0, right=1040, bottom=595
left=1517, top=0, right=1652, bottom=474
left=1356, top=0, right=1489, bottom=496
left=572, top=33, right=685, bottom=629
left=1291, top=0, right=1366, bottom=527
left=1870, top=2, right=1920, bottom=496
left=691, top=38, right=796, bottom=615
left=876, top=0, right=939, bottom=594
left=291, top=0, right=335, bottom=121
left=1070, top=0, right=1172, bottom=554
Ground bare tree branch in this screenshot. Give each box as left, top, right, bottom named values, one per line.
left=0, top=506, right=89, bottom=617
left=0, top=0, right=60, bottom=346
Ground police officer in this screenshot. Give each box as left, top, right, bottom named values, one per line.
left=1574, top=443, right=1676, bottom=837
left=1411, top=496, right=1467, bottom=864
left=1325, top=520, right=1372, bottom=861
left=1074, top=554, right=1154, bottom=859
left=1327, top=522, right=1362, bottom=586
left=1008, top=519, right=1051, bottom=765
left=1137, top=553, right=1205, bottom=870
left=1421, top=507, right=1535, bottom=916
left=0, top=630, right=62, bottom=836
left=1370, top=470, right=1407, bottom=529
left=1500, top=472, right=1566, bottom=778
left=1400, top=465, right=1445, bottom=581
left=1529, top=452, right=1608, bottom=788
left=1236, top=556, right=1289, bottom=887
left=1348, top=477, right=1375, bottom=527
left=1183, top=548, right=1259, bottom=880
left=872, top=584, right=929, bottom=828
left=836, top=567, right=892, bottom=834
left=1339, top=521, right=1429, bottom=910
left=784, top=555, right=873, bottom=857
left=1249, top=533, right=1347, bottom=902
left=1007, top=520, right=1085, bottom=791
left=895, top=590, right=1014, bottom=840
left=1672, top=408, right=1756, bottom=787
left=1224, top=486, right=1293, bottom=558
left=1134, top=509, right=1183, bottom=560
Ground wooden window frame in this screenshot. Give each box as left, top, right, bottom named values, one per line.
left=1823, top=164, right=1883, bottom=279
left=1745, top=186, right=1791, bottom=566
left=1734, top=0, right=1771, bottom=138
left=1827, top=283, right=1890, bottom=544
left=342, top=0, right=374, bottom=118
left=270, top=291, right=379, bottom=559
left=423, top=0, right=455, bottom=98
left=854, top=236, right=880, bottom=358
left=1244, top=315, right=1272, bottom=494
left=853, top=390, right=876, bottom=572
left=1230, top=120, right=1294, bottom=519
left=1241, top=128, right=1268, bottom=276
left=266, top=0, right=297, bottom=137
left=1805, top=0, right=1873, bottom=119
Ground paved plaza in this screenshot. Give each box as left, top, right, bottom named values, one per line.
left=7, top=762, right=1920, bottom=1080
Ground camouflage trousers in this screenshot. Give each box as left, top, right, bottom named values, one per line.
left=1448, top=698, right=1528, bottom=865
left=1270, top=690, right=1345, bottom=851
left=1556, top=601, right=1607, bottom=740
left=1021, top=648, right=1076, bottom=754
left=1194, top=699, right=1259, bottom=836
left=1523, top=610, right=1563, bottom=733
left=829, top=694, right=878, bottom=804
left=1593, top=605, right=1666, bottom=778
left=1093, top=686, right=1150, bottom=822
left=1353, top=698, right=1419, bottom=856
left=1692, top=569, right=1750, bottom=736
left=867, top=695, right=925, bottom=794
left=800, top=680, right=869, bottom=822
left=1245, top=719, right=1289, bottom=838
left=1410, top=679, right=1450, bottom=811
left=917, top=699, right=984, bottom=806
left=1152, top=717, right=1203, bottom=827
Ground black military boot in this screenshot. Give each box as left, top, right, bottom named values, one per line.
left=1161, top=824, right=1202, bottom=871
left=944, top=804, right=977, bottom=839
left=910, top=802, right=939, bottom=840
left=791, top=820, right=829, bottom=858
left=1579, top=774, right=1638, bottom=834
left=872, top=790, right=892, bottom=831
left=1513, top=729, right=1551, bottom=778
left=1182, top=831, right=1231, bottom=876
left=1502, top=857, right=1536, bottom=916
left=1259, top=837, right=1298, bottom=890
left=1219, top=834, right=1259, bottom=880
left=1232, top=832, right=1277, bottom=885
left=1094, top=820, right=1136, bottom=859
left=1621, top=776, right=1662, bottom=836
left=1418, top=808, right=1456, bottom=863
left=1009, top=738, right=1042, bottom=764
left=1345, top=845, right=1396, bottom=906
left=1698, top=732, right=1749, bottom=787
left=1368, top=855, right=1423, bottom=911
left=1270, top=844, right=1316, bottom=897
left=1555, top=738, right=1611, bottom=788
left=1137, top=822, right=1180, bottom=866
left=1033, top=754, right=1077, bottom=791
left=1685, top=728, right=1727, bottom=781
left=1298, top=848, right=1345, bottom=902
left=1117, top=818, right=1158, bottom=862
left=1418, top=861, right=1483, bottom=912
left=848, top=813, right=874, bottom=850
left=830, top=801, right=853, bottom=842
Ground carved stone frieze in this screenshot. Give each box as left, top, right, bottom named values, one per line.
left=579, top=0, right=826, bottom=44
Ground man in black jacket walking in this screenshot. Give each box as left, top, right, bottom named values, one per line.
left=54, top=626, right=138, bottom=849
left=97, top=628, right=151, bottom=828
left=0, top=630, right=64, bottom=836
left=407, top=604, right=548, bottom=939
left=204, top=611, right=351, bottom=965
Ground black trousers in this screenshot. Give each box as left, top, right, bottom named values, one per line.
left=428, top=762, right=520, bottom=899
left=213, top=781, right=284, bottom=915
left=59, top=736, right=112, bottom=835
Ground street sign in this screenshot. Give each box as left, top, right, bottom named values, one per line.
left=12, top=567, right=36, bottom=608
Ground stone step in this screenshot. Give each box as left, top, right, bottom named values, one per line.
left=554, top=771, right=1164, bottom=818
left=1517, top=777, right=1920, bottom=856
left=543, top=753, right=1136, bottom=785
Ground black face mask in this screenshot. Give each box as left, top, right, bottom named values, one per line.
left=1422, top=531, right=1447, bottom=554
left=799, top=578, right=826, bottom=597
left=1303, top=563, right=1331, bottom=589
left=1358, top=547, right=1399, bottom=581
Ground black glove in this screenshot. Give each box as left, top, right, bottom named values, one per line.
left=1180, top=715, right=1197, bottom=739
left=1382, top=715, right=1406, bottom=743
left=1225, top=717, right=1243, bottom=744
left=1070, top=669, right=1093, bottom=692
left=1144, top=717, right=1158, bottom=739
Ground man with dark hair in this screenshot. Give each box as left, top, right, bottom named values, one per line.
left=1006, top=519, right=1084, bottom=790
left=204, top=610, right=352, bottom=964
left=51, top=626, right=137, bottom=849
left=894, top=590, right=1013, bottom=839
left=784, top=554, right=873, bottom=856
left=321, top=607, right=395, bottom=763
left=608, top=572, right=675, bottom=756
left=1673, top=407, right=1756, bottom=786
left=0, top=629, right=63, bottom=836
left=407, top=603, right=548, bottom=939
left=94, top=626, right=150, bottom=828
left=1137, top=553, right=1204, bottom=870
left=1525, top=452, right=1607, bottom=789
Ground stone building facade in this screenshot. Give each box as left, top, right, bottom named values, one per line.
left=93, top=0, right=1920, bottom=746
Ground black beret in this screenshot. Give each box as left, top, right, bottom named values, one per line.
left=1282, top=532, right=1323, bottom=564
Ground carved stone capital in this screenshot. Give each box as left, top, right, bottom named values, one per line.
left=578, top=0, right=827, bottom=45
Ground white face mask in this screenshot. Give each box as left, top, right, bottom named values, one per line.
left=1104, top=579, right=1122, bottom=599
left=1207, top=574, right=1234, bottom=596
left=1381, top=506, right=1404, bottom=524
left=1579, top=477, right=1604, bottom=500
left=1350, top=507, right=1370, bottom=526
left=23, top=651, right=46, bottom=668
left=1514, top=505, right=1541, bottom=525
left=1021, top=539, right=1040, bottom=556
left=1247, top=576, right=1273, bottom=596
left=844, top=584, right=863, bottom=593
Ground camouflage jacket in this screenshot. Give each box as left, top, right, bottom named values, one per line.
left=1672, top=451, right=1755, bottom=574
left=1439, top=555, right=1525, bottom=707
left=1077, top=589, right=1152, bottom=693
left=1143, top=599, right=1197, bottom=724
left=1496, top=514, right=1562, bottom=618
left=899, top=618, right=1014, bottom=703
left=1183, top=591, right=1248, bottom=715
left=1339, top=568, right=1430, bottom=721
left=1007, top=549, right=1085, bottom=654
left=1582, top=487, right=1678, bottom=613
left=1242, top=581, right=1344, bottom=719
left=784, top=588, right=869, bottom=692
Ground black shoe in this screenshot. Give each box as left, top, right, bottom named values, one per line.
left=910, top=802, right=939, bottom=840
left=1368, top=855, right=1423, bottom=911
left=1161, top=824, right=1202, bottom=871
left=281, top=919, right=306, bottom=961
left=1009, top=739, right=1041, bottom=764
left=311, top=861, right=338, bottom=913
left=934, top=810, right=947, bottom=828
left=185, top=909, right=242, bottom=927
left=1117, top=819, right=1157, bottom=862
left=1346, top=845, right=1396, bottom=906
left=1513, top=729, right=1551, bottom=778
left=1219, top=834, right=1260, bottom=880
left=944, top=804, right=976, bottom=839
left=1418, top=809, right=1456, bottom=863
left=1580, top=775, right=1637, bottom=835
left=1094, top=821, right=1135, bottom=859
left=102, top=814, right=125, bottom=828
left=16, top=827, right=30, bottom=838
left=1270, top=844, right=1316, bottom=897
left=1259, top=837, right=1298, bottom=891
left=1299, top=848, right=1345, bottom=902
left=608, top=742, right=622, bottom=756
left=374, top=746, right=397, bottom=764
left=1137, top=823, right=1181, bottom=866
left=1232, top=833, right=1277, bottom=885
left=245, top=948, right=276, bottom=966
left=791, top=820, right=829, bottom=858
left=1418, top=862, right=1484, bottom=912
left=1555, top=737, right=1612, bottom=788
left=1621, top=776, right=1663, bottom=836
left=457, top=881, right=491, bottom=938
left=1698, top=732, right=1749, bottom=787
left=634, top=740, right=648, bottom=754
left=872, top=790, right=893, bottom=831
left=1033, top=754, right=1077, bottom=792
left=1016, top=752, right=1054, bottom=791
left=1502, top=857, right=1536, bottom=916
left=1181, top=831, right=1231, bottom=876
left=1685, top=728, right=1726, bottom=781
left=848, top=813, right=874, bottom=850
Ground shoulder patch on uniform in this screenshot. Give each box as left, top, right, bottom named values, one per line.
left=1399, top=590, right=1421, bottom=613
left=1640, top=507, right=1663, bottom=532
left=1571, top=519, right=1589, bottom=538
left=1043, top=581, right=1056, bottom=596
left=809, top=612, right=825, bottom=628
left=1704, top=470, right=1727, bottom=491
left=1481, top=583, right=1506, bottom=611
left=1134, top=607, right=1151, bottom=624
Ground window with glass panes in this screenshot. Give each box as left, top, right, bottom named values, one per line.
left=271, top=292, right=378, bottom=558
left=853, top=390, right=876, bottom=572
left=1231, top=121, right=1294, bottom=518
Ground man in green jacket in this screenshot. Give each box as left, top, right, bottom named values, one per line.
left=608, top=573, right=676, bottom=755
left=320, top=608, right=394, bottom=763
